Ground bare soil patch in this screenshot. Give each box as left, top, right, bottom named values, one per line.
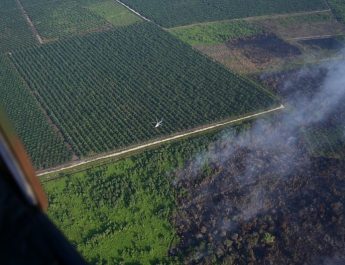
left=195, top=34, right=301, bottom=74
left=226, top=33, right=301, bottom=64
left=257, top=17, right=345, bottom=40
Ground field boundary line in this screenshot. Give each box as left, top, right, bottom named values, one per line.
left=15, top=0, right=43, bottom=44
left=287, top=34, right=345, bottom=41
left=168, top=9, right=332, bottom=30
left=114, top=0, right=153, bottom=23
left=37, top=104, right=285, bottom=176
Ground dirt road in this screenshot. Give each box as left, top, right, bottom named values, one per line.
left=37, top=105, right=285, bottom=176
left=288, top=34, right=345, bottom=41
left=15, top=0, right=43, bottom=44
left=115, top=0, right=152, bottom=23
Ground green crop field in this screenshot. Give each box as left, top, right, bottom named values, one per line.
left=0, top=56, right=71, bottom=169
left=120, top=0, right=328, bottom=28
left=19, top=0, right=109, bottom=41
left=328, top=0, right=345, bottom=24
left=170, top=20, right=263, bottom=46
left=10, top=23, right=277, bottom=159
left=0, top=0, right=18, bottom=9
left=0, top=5, right=37, bottom=53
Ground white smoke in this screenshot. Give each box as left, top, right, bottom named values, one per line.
left=174, top=50, right=345, bottom=259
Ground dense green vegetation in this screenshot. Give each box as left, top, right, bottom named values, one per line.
left=328, top=0, right=345, bottom=24
left=20, top=0, right=109, bottom=41
left=0, top=56, right=71, bottom=169
left=120, top=0, right=328, bottom=28
left=0, top=5, right=36, bottom=53
left=86, top=0, right=142, bottom=27
left=11, top=23, right=277, bottom=158
left=170, top=20, right=263, bottom=46
left=44, top=130, right=223, bottom=264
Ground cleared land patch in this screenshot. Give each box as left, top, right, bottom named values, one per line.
left=195, top=34, right=301, bottom=74
left=10, top=23, right=277, bottom=160
left=86, top=0, right=142, bottom=27
left=120, top=0, right=328, bottom=28
left=226, top=33, right=301, bottom=64
left=0, top=56, right=71, bottom=169
left=169, top=20, right=263, bottom=46
left=256, top=11, right=345, bottom=39
left=172, top=11, right=345, bottom=74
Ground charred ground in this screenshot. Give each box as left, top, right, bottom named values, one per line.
left=171, top=126, right=345, bottom=265
left=226, top=33, right=301, bottom=65
left=169, top=60, right=345, bottom=264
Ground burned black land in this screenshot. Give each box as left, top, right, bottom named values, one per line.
left=226, top=33, right=301, bottom=64
left=170, top=59, right=345, bottom=264
left=172, top=129, right=345, bottom=265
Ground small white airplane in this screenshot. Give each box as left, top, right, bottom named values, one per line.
left=154, top=118, right=163, bottom=128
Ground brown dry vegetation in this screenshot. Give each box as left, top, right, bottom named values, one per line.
left=257, top=16, right=345, bottom=40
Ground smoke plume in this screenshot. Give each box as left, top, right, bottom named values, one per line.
left=173, top=49, right=345, bottom=263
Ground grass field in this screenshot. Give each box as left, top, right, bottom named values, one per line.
left=10, top=23, right=277, bottom=159
left=86, top=0, right=142, bottom=27
left=20, top=0, right=109, bottom=41
left=0, top=6, right=37, bottom=53
left=120, top=0, right=328, bottom=28
left=170, top=20, right=263, bottom=46
left=0, top=56, right=71, bottom=169
left=43, top=131, right=223, bottom=264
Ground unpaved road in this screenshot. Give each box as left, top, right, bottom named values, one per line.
left=37, top=105, right=285, bottom=177
left=15, top=0, right=43, bottom=44
left=115, top=0, right=152, bottom=23
left=288, top=34, right=345, bottom=41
